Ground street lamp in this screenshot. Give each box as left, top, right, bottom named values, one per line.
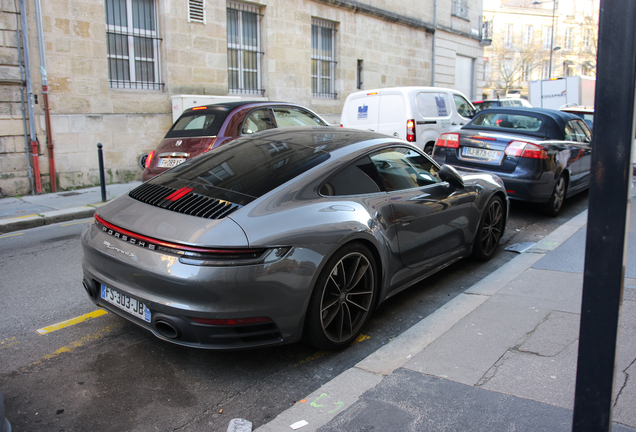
left=533, top=0, right=558, bottom=78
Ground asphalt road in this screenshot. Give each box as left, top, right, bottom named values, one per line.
left=0, top=193, right=588, bottom=432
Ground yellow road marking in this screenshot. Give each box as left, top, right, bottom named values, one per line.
left=13, top=214, right=38, bottom=219
left=0, top=337, right=19, bottom=349
left=37, top=310, right=108, bottom=335
left=30, top=322, right=122, bottom=367
left=0, top=232, right=24, bottom=239
left=294, top=334, right=370, bottom=366
left=61, top=220, right=90, bottom=227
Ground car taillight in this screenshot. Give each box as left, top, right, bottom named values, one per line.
left=505, top=141, right=547, bottom=159
left=435, top=133, right=460, bottom=148
left=144, top=151, right=154, bottom=169
left=406, top=119, right=416, bottom=142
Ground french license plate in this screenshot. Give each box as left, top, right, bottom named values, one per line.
left=464, top=147, right=502, bottom=160
left=159, top=158, right=186, bottom=168
left=101, top=284, right=151, bottom=323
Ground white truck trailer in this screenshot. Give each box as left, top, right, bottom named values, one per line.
left=528, top=76, right=596, bottom=109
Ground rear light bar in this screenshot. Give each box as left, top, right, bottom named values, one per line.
left=435, top=133, right=460, bottom=148
left=505, top=141, right=548, bottom=159
left=144, top=151, right=155, bottom=169
left=94, top=213, right=289, bottom=266
left=406, top=119, right=416, bottom=142
left=191, top=316, right=272, bottom=326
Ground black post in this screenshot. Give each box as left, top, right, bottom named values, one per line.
left=571, top=0, right=636, bottom=430
left=97, top=143, right=107, bottom=202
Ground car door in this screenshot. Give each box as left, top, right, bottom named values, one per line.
left=369, top=146, right=477, bottom=270
left=569, top=119, right=592, bottom=191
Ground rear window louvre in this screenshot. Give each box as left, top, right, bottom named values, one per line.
left=129, top=183, right=242, bottom=220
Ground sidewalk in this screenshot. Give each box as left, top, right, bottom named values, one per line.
left=0, top=182, right=141, bottom=234
left=257, top=193, right=636, bottom=431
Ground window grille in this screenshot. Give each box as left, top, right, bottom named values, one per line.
left=227, top=2, right=264, bottom=95
left=504, top=24, right=513, bottom=48
left=543, top=26, right=552, bottom=50
left=188, top=0, right=205, bottom=24
left=311, top=18, right=337, bottom=98
left=106, top=0, right=163, bottom=90
left=564, top=28, right=573, bottom=50
left=523, top=25, right=534, bottom=47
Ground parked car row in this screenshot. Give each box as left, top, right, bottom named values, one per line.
left=89, top=86, right=591, bottom=352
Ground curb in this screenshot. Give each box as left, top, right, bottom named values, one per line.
left=0, top=205, right=99, bottom=234
left=255, top=209, right=589, bottom=432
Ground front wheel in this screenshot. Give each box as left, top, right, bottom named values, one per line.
left=472, top=195, right=505, bottom=261
left=542, top=175, right=567, bottom=216
left=304, top=243, right=377, bottom=350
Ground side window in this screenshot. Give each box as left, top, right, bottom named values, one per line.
left=272, top=108, right=327, bottom=128
left=571, top=120, right=592, bottom=143
left=369, top=147, right=440, bottom=192
left=320, top=156, right=384, bottom=196
left=453, top=94, right=474, bottom=118
left=242, top=109, right=275, bottom=134
left=564, top=123, right=576, bottom=141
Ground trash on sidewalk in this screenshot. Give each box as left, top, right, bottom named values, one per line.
left=290, top=420, right=309, bottom=430
left=227, top=418, right=252, bottom=432
left=505, top=242, right=536, bottom=253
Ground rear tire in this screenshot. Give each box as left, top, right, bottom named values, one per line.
left=542, top=175, right=567, bottom=216
left=424, top=143, right=434, bottom=155
left=304, top=243, right=377, bottom=351
left=472, top=196, right=505, bottom=261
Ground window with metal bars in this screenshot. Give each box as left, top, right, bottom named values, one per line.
left=311, top=19, right=337, bottom=98
left=227, top=2, right=263, bottom=95
left=105, top=0, right=163, bottom=90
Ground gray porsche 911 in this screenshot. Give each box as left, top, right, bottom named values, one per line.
left=81, top=127, right=508, bottom=351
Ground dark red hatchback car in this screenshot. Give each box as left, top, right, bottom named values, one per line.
left=142, top=101, right=329, bottom=181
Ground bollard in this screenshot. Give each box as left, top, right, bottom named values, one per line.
left=97, top=143, right=107, bottom=202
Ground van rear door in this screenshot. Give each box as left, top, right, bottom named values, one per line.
left=341, top=92, right=381, bottom=131
left=377, top=92, right=407, bottom=139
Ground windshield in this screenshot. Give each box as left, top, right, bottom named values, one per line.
left=471, top=113, right=543, bottom=132
left=153, top=135, right=331, bottom=205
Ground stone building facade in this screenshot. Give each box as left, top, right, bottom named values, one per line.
left=1, top=0, right=487, bottom=196
left=482, top=0, right=598, bottom=98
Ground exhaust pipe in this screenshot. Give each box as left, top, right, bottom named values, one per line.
left=155, top=320, right=181, bottom=339
left=83, top=280, right=95, bottom=298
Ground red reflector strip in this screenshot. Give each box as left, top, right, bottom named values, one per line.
left=506, top=190, right=515, bottom=194
left=192, top=106, right=206, bottom=110
left=164, top=186, right=194, bottom=201
left=471, top=136, right=497, bottom=141
left=192, top=317, right=272, bottom=326
left=94, top=213, right=260, bottom=254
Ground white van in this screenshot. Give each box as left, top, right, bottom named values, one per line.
left=340, top=87, right=476, bottom=154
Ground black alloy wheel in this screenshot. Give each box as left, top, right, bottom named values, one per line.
left=472, top=195, right=505, bottom=261
left=543, top=175, right=567, bottom=216
left=305, top=243, right=377, bottom=350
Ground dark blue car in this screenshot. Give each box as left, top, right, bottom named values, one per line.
left=432, top=107, right=592, bottom=216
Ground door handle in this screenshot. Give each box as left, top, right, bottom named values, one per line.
left=451, top=122, right=458, bottom=126
left=396, top=215, right=416, bottom=225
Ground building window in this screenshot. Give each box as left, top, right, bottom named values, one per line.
left=311, top=18, right=337, bottom=98
left=483, top=57, right=489, bottom=82
left=452, top=0, right=470, bottom=20
left=227, top=2, right=263, bottom=95
left=543, top=26, right=552, bottom=50
left=106, top=0, right=163, bottom=90
left=357, top=59, right=363, bottom=90
left=564, top=28, right=573, bottom=50
left=504, top=24, right=513, bottom=48
left=522, top=25, right=533, bottom=47
left=522, top=61, right=530, bottom=81
left=542, top=60, right=550, bottom=79
left=583, top=28, right=591, bottom=48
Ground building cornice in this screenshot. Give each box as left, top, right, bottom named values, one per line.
left=310, top=0, right=436, bottom=33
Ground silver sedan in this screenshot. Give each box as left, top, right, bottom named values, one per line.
left=81, top=127, right=508, bottom=350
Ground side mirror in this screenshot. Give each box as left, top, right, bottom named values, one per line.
left=439, top=164, right=464, bottom=189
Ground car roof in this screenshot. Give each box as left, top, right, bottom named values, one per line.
left=465, top=107, right=584, bottom=140
left=183, top=100, right=305, bottom=113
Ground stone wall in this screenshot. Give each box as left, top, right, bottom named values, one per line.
left=0, top=0, right=485, bottom=196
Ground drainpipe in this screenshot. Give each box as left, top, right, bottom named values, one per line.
left=432, top=0, right=437, bottom=86
left=19, top=0, right=41, bottom=193
left=34, top=0, right=56, bottom=192
left=16, top=27, right=35, bottom=194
